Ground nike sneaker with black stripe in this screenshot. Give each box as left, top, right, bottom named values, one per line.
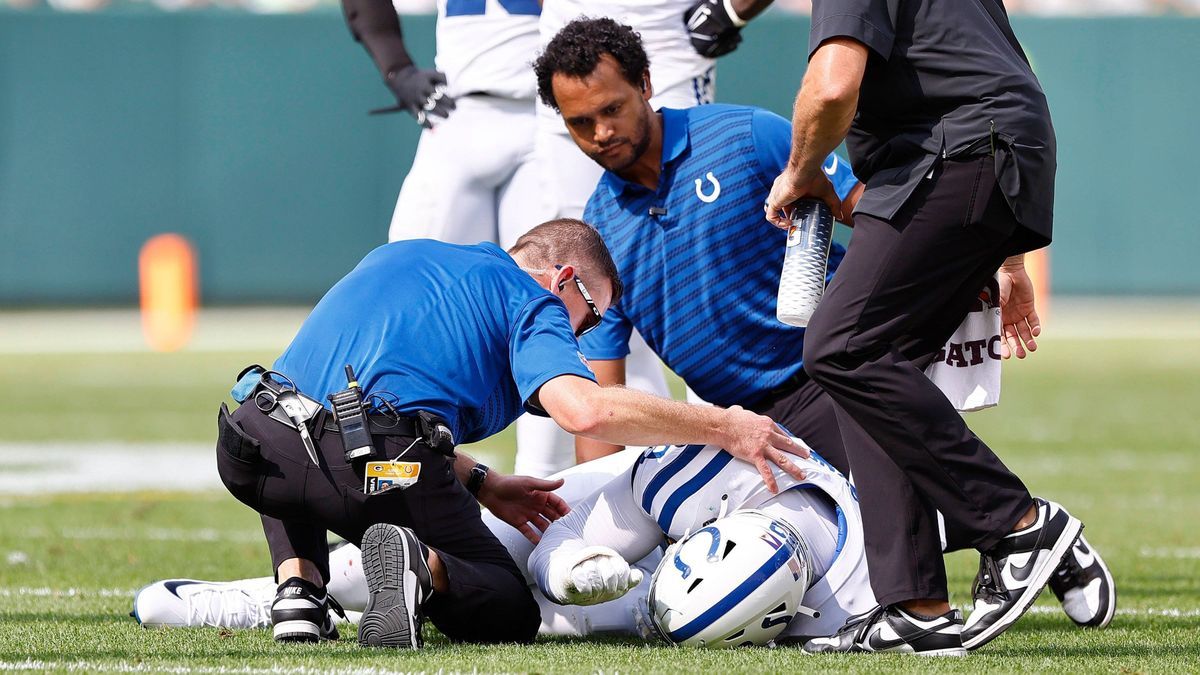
left=1049, top=534, right=1116, bottom=628
left=132, top=578, right=275, bottom=629
left=271, top=577, right=343, bottom=642
left=962, top=498, right=1083, bottom=650
left=358, top=523, right=433, bottom=649
left=803, top=605, right=968, bottom=656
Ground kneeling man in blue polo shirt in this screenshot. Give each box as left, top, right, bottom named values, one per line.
left=214, top=217, right=805, bottom=650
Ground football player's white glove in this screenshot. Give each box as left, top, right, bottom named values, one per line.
left=546, top=545, right=643, bottom=606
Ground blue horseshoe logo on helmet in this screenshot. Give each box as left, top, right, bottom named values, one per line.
left=673, top=526, right=723, bottom=579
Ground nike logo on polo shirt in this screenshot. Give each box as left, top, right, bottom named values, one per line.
left=823, top=156, right=839, bottom=176
left=694, top=172, right=721, bottom=203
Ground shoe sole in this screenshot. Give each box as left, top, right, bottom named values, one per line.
left=273, top=620, right=322, bottom=643
left=963, top=515, right=1083, bottom=650
left=358, top=524, right=422, bottom=649
left=804, top=643, right=969, bottom=657
left=915, top=647, right=968, bottom=657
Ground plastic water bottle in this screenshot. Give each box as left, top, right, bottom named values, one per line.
left=776, top=200, right=835, bottom=328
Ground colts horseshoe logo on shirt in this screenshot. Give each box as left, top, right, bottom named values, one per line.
left=694, top=172, right=721, bottom=203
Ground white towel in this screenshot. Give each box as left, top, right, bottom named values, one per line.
left=925, top=277, right=1002, bottom=412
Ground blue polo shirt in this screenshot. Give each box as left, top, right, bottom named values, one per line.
left=580, top=105, right=857, bottom=407
left=273, top=240, right=596, bottom=445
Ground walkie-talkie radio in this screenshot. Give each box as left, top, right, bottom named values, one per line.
left=329, top=365, right=375, bottom=462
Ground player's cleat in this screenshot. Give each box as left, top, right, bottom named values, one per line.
left=358, top=523, right=433, bottom=649
left=803, top=604, right=967, bottom=656
left=131, top=578, right=275, bottom=629
left=962, top=498, right=1083, bottom=650
left=1048, top=534, right=1116, bottom=628
left=271, top=577, right=344, bottom=643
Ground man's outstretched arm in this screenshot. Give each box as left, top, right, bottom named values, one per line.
left=574, top=358, right=628, bottom=463
left=537, top=374, right=807, bottom=493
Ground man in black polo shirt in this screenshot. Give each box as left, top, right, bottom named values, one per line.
left=764, top=0, right=1108, bottom=655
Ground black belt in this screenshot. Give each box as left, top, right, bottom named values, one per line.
left=460, top=90, right=512, bottom=99
left=243, top=378, right=422, bottom=439
left=318, top=410, right=419, bottom=438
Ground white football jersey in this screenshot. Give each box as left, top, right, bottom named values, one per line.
left=630, top=444, right=875, bottom=640
left=435, top=0, right=541, bottom=99
left=530, top=444, right=876, bottom=641
left=540, top=0, right=714, bottom=96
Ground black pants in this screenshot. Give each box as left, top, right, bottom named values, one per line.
left=215, top=402, right=540, bottom=643
left=798, top=156, right=1034, bottom=607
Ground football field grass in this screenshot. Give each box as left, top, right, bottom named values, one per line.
left=0, top=308, right=1198, bottom=673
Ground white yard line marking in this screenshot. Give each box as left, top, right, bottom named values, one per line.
left=16, top=526, right=264, bottom=543
left=0, top=587, right=137, bottom=598
left=0, top=444, right=504, bottom=496
left=0, top=304, right=1195, bottom=355
left=0, top=308, right=305, bottom=355
left=0, top=443, right=222, bottom=495
left=1140, top=547, right=1200, bottom=559
left=982, top=605, right=1200, bottom=618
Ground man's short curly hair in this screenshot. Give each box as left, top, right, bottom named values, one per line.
left=534, top=17, right=650, bottom=112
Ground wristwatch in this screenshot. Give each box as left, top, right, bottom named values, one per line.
left=466, top=462, right=490, bottom=497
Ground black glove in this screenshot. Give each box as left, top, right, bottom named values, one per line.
left=683, top=0, right=745, bottom=58
left=374, top=65, right=457, bottom=128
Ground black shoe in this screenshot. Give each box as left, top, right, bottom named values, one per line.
left=803, top=605, right=967, bottom=656
left=358, top=523, right=433, bottom=649
left=1048, top=534, right=1116, bottom=628
left=962, top=498, right=1083, bottom=650
left=271, top=577, right=343, bottom=642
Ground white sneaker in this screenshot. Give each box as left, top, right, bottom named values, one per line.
left=803, top=605, right=968, bottom=656
left=132, top=578, right=275, bottom=629
left=1048, top=534, right=1116, bottom=629
left=271, top=577, right=344, bottom=642
left=962, top=498, right=1083, bottom=650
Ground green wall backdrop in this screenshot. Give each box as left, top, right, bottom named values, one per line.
left=0, top=11, right=1196, bottom=304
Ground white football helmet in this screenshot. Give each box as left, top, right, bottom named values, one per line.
left=648, top=510, right=814, bottom=648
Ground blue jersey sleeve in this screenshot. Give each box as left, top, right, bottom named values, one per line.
left=751, top=108, right=860, bottom=200
left=578, top=301, right=634, bottom=360
left=509, top=295, right=597, bottom=415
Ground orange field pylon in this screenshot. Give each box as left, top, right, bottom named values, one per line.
left=139, top=233, right=198, bottom=352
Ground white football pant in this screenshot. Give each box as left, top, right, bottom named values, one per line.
left=388, top=95, right=538, bottom=249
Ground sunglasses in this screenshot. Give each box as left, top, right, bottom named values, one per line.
left=555, top=265, right=603, bottom=337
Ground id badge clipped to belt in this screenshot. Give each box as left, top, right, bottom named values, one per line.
left=364, top=460, right=421, bottom=495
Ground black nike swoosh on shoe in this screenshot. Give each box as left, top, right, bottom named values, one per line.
left=163, top=580, right=197, bottom=599
left=867, top=629, right=914, bottom=651
left=1010, top=556, right=1038, bottom=583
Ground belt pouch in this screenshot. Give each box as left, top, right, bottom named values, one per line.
left=217, top=403, right=261, bottom=463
